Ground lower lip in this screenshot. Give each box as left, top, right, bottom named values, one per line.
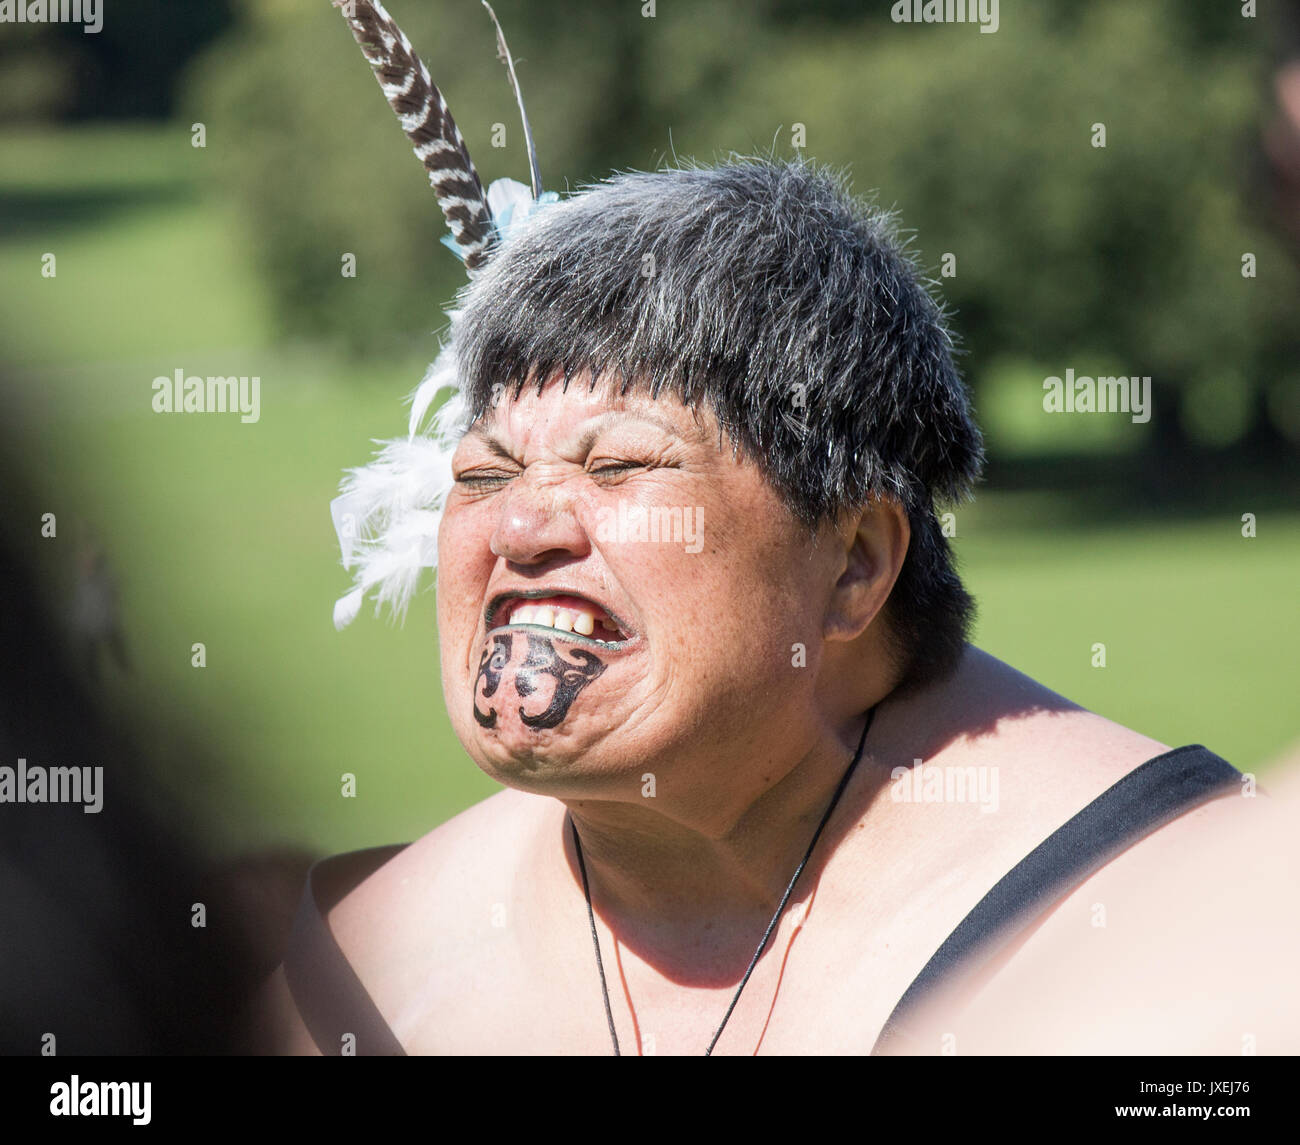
left=486, top=623, right=636, bottom=652
left=491, top=595, right=630, bottom=642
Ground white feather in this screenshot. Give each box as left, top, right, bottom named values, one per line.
left=331, top=177, right=557, bottom=629
left=330, top=421, right=459, bottom=629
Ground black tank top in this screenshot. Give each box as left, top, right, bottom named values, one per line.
left=282, top=744, right=1239, bottom=1055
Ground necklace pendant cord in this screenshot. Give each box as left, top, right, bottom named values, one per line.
left=569, top=704, right=877, bottom=1056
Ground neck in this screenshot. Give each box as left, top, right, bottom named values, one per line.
left=561, top=700, right=882, bottom=985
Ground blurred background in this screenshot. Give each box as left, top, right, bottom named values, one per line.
left=1, top=1, right=1298, bottom=1043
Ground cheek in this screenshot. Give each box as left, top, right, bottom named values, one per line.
left=436, top=509, right=495, bottom=637
left=644, top=523, right=815, bottom=679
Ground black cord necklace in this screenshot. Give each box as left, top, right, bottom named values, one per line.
left=569, top=705, right=877, bottom=1056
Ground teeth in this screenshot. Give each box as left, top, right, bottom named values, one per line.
left=503, top=600, right=616, bottom=640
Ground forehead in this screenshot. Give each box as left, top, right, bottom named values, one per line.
left=462, top=373, right=716, bottom=450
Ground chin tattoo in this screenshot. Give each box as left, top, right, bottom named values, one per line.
left=473, top=632, right=607, bottom=730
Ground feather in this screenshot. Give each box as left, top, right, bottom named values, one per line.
left=334, top=0, right=496, bottom=271
left=480, top=0, right=542, bottom=201
left=330, top=433, right=456, bottom=629
left=329, top=2, right=563, bottom=629
left=406, top=321, right=463, bottom=436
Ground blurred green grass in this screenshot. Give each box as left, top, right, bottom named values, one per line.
left=2, top=125, right=1295, bottom=859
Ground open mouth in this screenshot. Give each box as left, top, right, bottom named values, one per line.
left=485, top=591, right=633, bottom=648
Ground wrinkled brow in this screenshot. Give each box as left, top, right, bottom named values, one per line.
left=464, top=410, right=691, bottom=458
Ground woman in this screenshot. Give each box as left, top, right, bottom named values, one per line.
left=264, top=1, right=1242, bottom=1055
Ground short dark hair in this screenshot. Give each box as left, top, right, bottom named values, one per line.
left=453, top=157, right=984, bottom=690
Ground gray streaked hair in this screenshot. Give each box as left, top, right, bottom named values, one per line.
left=452, top=156, right=984, bottom=691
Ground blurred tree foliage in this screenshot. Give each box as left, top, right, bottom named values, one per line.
left=183, top=0, right=1298, bottom=444
left=0, top=0, right=234, bottom=122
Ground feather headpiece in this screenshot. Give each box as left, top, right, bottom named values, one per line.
left=329, top=0, right=555, bottom=629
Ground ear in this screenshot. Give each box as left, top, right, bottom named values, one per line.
left=823, top=498, right=910, bottom=642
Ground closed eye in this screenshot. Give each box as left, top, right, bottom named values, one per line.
left=588, top=459, right=645, bottom=478
left=454, top=469, right=517, bottom=487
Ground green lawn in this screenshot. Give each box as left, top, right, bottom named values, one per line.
left=2, top=125, right=1295, bottom=859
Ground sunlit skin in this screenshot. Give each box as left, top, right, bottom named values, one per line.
left=267, top=371, right=1240, bottom=1055
left=436, top=370, right=908, bottom=949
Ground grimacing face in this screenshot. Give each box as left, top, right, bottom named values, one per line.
left=436, top=373, right=851, bottom=802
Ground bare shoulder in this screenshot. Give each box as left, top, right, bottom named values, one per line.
left=942, top=649, right=1254, bottom=972
left=1021, top=785, right=1250, bottom=934
left=328, top=786, right=546, bottom=970
left=877, top=646, right=1206, bottom=925
left=312, top=786, right=562, bottom=1048
left=863, top=650, right=1252, bottom=1052
left=895, top=785, right=1278, bottom=1053
left=929, top=646, right=1178, bottom=823
left=257, top=788, right=552, bottom=1053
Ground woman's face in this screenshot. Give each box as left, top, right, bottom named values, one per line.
left=437, top=375, right=841, bottom=797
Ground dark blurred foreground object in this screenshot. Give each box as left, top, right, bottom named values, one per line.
left=69, top=525, right=130, bottom=680
left=0, top=469, right=312, bottom=1054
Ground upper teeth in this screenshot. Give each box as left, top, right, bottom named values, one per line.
left=508, top=603, right=610, bottom=638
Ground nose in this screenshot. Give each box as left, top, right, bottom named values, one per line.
left=488, top=469, right=590, bottom=567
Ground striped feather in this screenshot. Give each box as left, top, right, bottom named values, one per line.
left=334, top=0, right=496, bottom=270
